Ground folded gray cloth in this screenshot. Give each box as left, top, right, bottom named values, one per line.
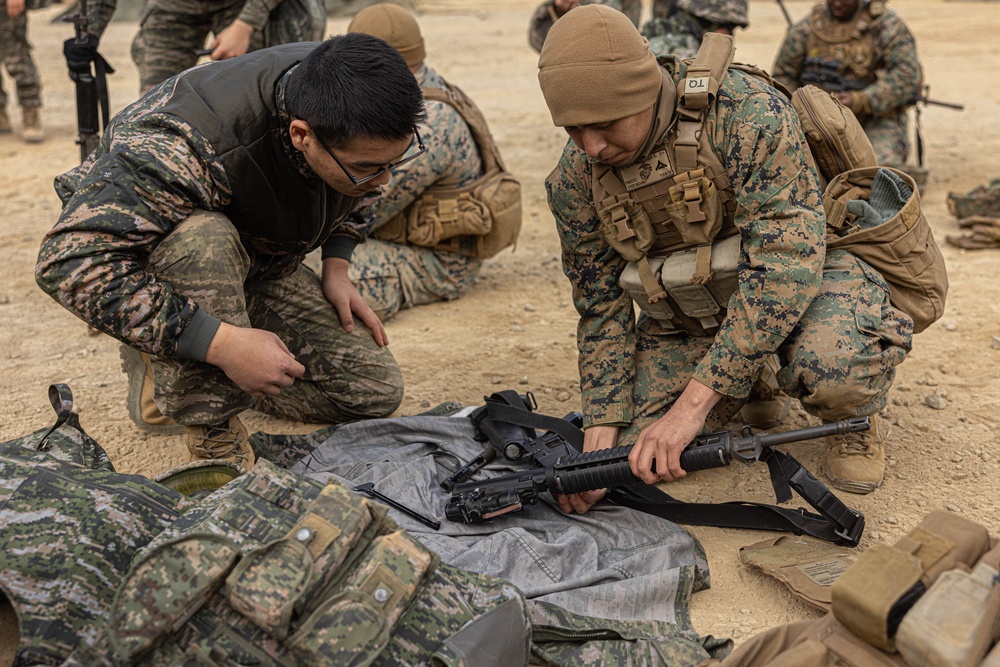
left=844, top=167, right=913, bottom=231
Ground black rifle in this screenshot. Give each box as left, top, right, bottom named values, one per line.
left=445, top=417, right=870, bottom=546
left=775, top=0, right=794, bottom=28
left=63, top=0, right=115, bottom=162
left=800, top=56, right=867, bottom=93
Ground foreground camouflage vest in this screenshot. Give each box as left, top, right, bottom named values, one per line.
left=593, top=34, right=748, bottom=337
left=0, top=388, right=531, bottom=666
left=805, top=2, right=882, bottom=87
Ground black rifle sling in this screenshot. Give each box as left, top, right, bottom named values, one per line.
left=607, top=447, right=864, bottom=546
left=479, top=392, right=585, bottom=452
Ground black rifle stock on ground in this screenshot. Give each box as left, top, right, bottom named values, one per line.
left=444, top=417, right=871, bottom=524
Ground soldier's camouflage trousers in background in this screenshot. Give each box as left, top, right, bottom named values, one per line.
left=0, top=3, right=42, bottom=111
left=616, top=250, right=912, bottom=445
left=146, top=210, right=403, bottom=426
left=349, top=238, right=483, bottom=321
left=863, top=111, right=911, bottom=168
left=132, top=0, right=265, bottom=93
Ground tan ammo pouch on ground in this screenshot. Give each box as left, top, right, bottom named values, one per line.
left=792, top=85, right=878, bottom=185
left=374, top=84, right=522, bottom=259
left=824, top=167, right=948, bottom=333
left=830, top=510, right=991, bottom=653
left=620, top=234, right=740, bottom=335
left=739, top=536, right=858, bottom=611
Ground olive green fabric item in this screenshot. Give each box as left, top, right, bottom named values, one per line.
left=537, top=4, right=662, bottom=126
left=348, top=2, right=426, bottom=68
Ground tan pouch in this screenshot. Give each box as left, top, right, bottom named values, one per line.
left=739, top=536, right=857, bottom=611
left=659, top=233, right=740, bottom=322
left=597, top=193, right=656, bottom=262
left=792, top=84, right=878, bottom=184
left=404, top=193, right=493, bottom=247
left=903, top=510, right=991, bottom=585
left=824, top=167, right=948, bottom=333
left=662, top=174, right=724, bottom=245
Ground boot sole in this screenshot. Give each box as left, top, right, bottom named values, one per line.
left=120, top=345, right=185, bottom=435
left=822, top=462, right=881, bottom=495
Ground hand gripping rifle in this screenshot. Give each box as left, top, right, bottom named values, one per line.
left=445, top=413, right=871, bottom=547
left=63, top=0, right=115, bottom=162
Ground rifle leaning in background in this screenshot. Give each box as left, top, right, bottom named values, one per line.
left=444, top=402, right=870, bottom=547
left=63, top=0, right=115, bottom=163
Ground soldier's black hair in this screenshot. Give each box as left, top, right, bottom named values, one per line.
left=285, top=33, right=426, bottom=149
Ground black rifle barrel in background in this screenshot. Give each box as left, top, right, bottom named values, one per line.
left=64, top=0, right=115, bottom=163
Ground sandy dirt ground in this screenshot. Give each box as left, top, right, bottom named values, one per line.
left=2, top=0, right=999, bottom=652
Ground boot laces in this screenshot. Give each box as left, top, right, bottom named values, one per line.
left=839, top=430, right=875, bottom=457
left=192, top=425, right=247, bottom=462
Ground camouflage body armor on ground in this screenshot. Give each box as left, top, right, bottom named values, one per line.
left=0, top=388, right=531, bottom=667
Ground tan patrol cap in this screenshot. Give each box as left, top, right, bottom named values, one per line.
left=537, top=4, right=662, bottom=127
left=348, top=3, right=426, bottom=68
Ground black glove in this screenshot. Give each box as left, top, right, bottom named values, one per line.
left=64, top=34, right=100, bottom=74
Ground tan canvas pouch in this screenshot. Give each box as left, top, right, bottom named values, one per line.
left=830, top=543, right=924, bottom=652
left=659, top=234, right=740, bottom=321
left=739, top=536, right=857, bottom=611
left=620, top=255, right=678, bottom=328
left=792, top=85, right=878, bottom=184
left=597, top=193, right=656, bottom=262
left=824, top=167, right=948, bottom=333
left=904, top=509, right=991, bottom=585
left=662, top=173, right=724, bottom=245
left=404, top=192, right=493, bottom=247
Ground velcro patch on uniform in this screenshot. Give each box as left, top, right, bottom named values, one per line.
left=620, top=149, right=674, bottom=191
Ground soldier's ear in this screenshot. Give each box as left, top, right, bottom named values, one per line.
left=288, top=119, right=311, bottom=151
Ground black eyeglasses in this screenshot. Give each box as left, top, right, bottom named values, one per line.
left=313, top=128, right=426, bottom=185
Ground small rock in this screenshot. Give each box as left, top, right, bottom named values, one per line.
left=992, top=337, right=1000, bottom=350
left=937, top=387, right=950, bottom=399
left=517, top=376, right=529, bottom=385
left=947, top=503, right=961, bottom=513
left=870, top=530, right=882, bottom=542
left=925, top=394, right=948, bottom=410
left=491, top=376, right=502, bottom=385
left=951, top=452, right=963, bottom=463
left=943, top=321, right=957, bottom=331
left=556, top=391, right=571, bottom=402
left=524, top=303, right=536, bottom=312
left=511, top=324, right=522, bottom=332
left=696, top=495, right=714, bottom=504
left=543, top=387, right=553, bottom=394
left=740, top=608, right=752, bottom=615
left=731, top=628, right=742, bottom=639
left=886, top=516, right=898, bottom=525
left=420, top=399, right=431, bottom=408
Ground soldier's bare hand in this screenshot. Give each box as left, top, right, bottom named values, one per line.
left=555, top=424, right=618, bottom=514
left=209, top=19, right=254, bottom=60
left=553, top=0, right=579, bottom=16
left=321, top=257, right=389, bottom=347
left=205, top=322, right=305, bottom=398
left=7, top=0, right=25, bottom=18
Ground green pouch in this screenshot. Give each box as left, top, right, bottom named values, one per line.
left=226, top=537, right=313, bottom=640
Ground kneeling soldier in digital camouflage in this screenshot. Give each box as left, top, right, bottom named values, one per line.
left=537, top=5, right=913, bottom=506
left=772, top=0, right=922, bottom=171
left=344, top=4, right=500, bottom=321
left=36, top=36, right=426, bottom=474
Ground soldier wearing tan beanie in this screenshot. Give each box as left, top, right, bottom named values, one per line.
left=348, top=3, right=426, bottom=69
left=540, top=5, right=909, bottom=512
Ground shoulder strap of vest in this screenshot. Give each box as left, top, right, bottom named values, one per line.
left=674, top=32, right=735, bottom=173
left=421, top=83, right=505, bottom=175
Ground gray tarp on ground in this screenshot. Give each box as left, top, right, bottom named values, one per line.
left=281, top=411, right=730, bottom=665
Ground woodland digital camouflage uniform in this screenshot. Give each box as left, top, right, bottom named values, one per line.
left=0, top=0, right=42, bottom=114
left=527, top=0, right=673, bottom=53
left=772, top=3, right=922, bottom=167
left=546, top=58, right=912, bottom=441
left=643, top=0, right=749, bottom=60
left=348, top=65, right=485, bottom=320
left=35, top=57, right=402, bottom=427
left=85, top=0, right=324, bottom=92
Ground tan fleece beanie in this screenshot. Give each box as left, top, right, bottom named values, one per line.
left=538, top=4, right=662, bottom=127
left=348, top=3, right=426, bottom=68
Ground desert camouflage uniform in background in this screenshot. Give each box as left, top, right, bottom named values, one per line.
left=348, top=65, right=484, bottom=320
left=772, top=1, right=922, bottom=167
left=527, top=0, right=673, bottom=53
left=546, top=58, right=913, bottom=443
left=642, top=0, right=749, bottom=60
left=0, top=0, right=43, bottom=139
left=84, top=0, right=324, bottom=92
left=36, top=45, right=403, bottom=429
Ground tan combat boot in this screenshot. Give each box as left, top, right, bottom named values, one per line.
left=823, top=413, right=888, bottom=495
left=739, top=356, right=791, bottom=430
left=185, top=416, right=255, bottom=473
left=120, top=345, right=184, bottom=434
left=21, top=106, right=43, bottom=143
left=0, top=107, right=11, bottom=134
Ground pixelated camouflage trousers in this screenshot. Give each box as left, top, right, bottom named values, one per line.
left=864, top=109, right=911, bottom=168
left=0, top=6, right=41, bottom=109
left=618, top=250, right=913, bottom=445
left=145, top=210, right=403, bottom=427
left=131, top=0, right=264, bottom=93
left=348, top=237, right=483, bottom=321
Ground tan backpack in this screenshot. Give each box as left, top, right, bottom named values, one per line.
left=373, top=82, right=522, bottom=259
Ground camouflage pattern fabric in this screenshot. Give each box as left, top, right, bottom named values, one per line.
left=145, top=211, right=402, bottom=426
left=0, top=441, right=189, bottom=665
left=545, top=60, right=912, bottom=432
left=947, top=178, right=1000, bottom=220
left=644, top=0, right=749, bottom=60
left=349, top=65, right=484, bottom=321
left=772, top=4, right=922, bottom=167
left=0, top=0, right=41, bottom=111
left=527, top=0, right=673, bottom=53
